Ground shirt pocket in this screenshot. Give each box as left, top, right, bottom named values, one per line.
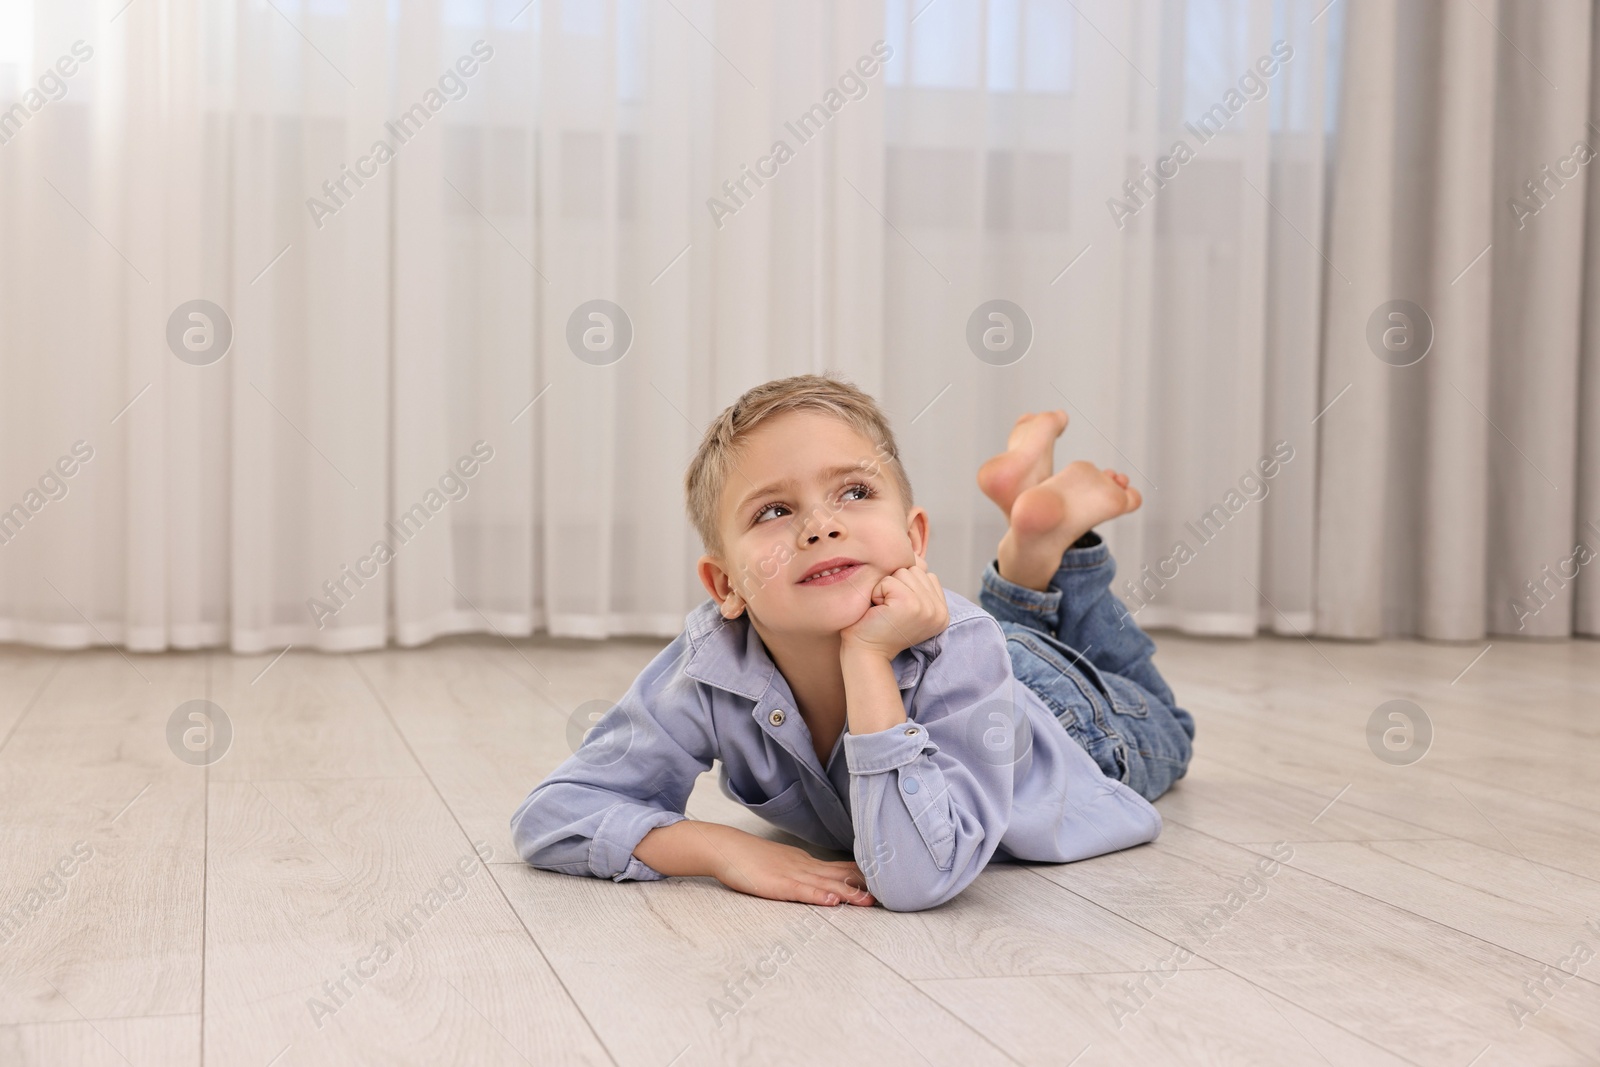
left=723, top=776, right=810, bottom=818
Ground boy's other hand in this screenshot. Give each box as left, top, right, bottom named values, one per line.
left=839, top=553, right=948, bottom=660
left=711, top=832, right=876, bottom=907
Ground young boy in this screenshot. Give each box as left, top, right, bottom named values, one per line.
left=511, top=374, right=1195, bottom=912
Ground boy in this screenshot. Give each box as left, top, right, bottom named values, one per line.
left=511, top=374, right=1195, bottom=913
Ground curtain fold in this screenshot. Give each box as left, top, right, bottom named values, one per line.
left=0, top=0, right=1594, bottom=652
left=1315, top=0, right=1399, bottom=640
left=1317, top=0, right=1597, bottom=640
left=1417, top=0, right=1495, bottom=641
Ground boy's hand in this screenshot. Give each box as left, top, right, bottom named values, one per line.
left=839, top=553, right=948, bottom=660
left=710, top=832, right=876, bottom=908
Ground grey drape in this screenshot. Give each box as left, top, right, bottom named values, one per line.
left=1315, top=0, right=1599, bottom=639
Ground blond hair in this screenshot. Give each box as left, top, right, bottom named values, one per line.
left=684, top=373, right=915, bottom=558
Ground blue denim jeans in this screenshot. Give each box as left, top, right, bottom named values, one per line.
left=977, top=531, right=1195, bottom=802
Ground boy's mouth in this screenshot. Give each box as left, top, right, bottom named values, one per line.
left=797, top=558, right=864, bottom=586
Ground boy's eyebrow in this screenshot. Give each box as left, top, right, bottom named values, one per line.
left=734, top=462, right=876, bottom=512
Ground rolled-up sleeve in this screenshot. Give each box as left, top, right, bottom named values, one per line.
left=510, top=633, right=715, bottom=882
left=843, top=616, right=1018, bottom=912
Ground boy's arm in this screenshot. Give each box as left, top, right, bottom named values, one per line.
left=834, top=563, right=1016, bottom=914
left=509, top=632, right=715, bottom=882
left=632, top=819, right=737, bottom=878
left=513, top=630, right=878, bottom=907
left=841, top=615, right=1019, bottom=913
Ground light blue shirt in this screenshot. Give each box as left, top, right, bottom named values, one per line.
left=510, top=589, right=1163, bottom=912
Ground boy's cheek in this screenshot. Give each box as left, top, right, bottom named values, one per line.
left=763, top=542, right=794, bottom=578
left=740, top=541, right=789, bottom=584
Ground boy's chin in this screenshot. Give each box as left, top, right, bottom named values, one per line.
left=755, top=602, right=873, bottom=638
left=817, top=606, right=877, bottom=636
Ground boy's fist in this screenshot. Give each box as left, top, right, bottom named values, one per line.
left=840, top=554, right=948, bottom=660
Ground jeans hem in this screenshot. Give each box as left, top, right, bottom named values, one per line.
left=979, top=561, right=1062, bottom=614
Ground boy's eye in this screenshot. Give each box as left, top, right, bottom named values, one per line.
left=750, top=483, right=874, bottom=526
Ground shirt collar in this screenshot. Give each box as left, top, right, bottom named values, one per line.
left=682, top=599, right=926, bottom=702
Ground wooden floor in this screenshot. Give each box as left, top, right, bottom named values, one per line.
left=0, top=631, right=1597, bottom=1066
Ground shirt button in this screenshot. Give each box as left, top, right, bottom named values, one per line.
left=903, top=776, right=920, bottom=794
left=904, top=726, right=918, bottom=735
left=768, top=709, right=786, bottom=726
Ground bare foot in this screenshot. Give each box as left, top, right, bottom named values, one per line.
left=997, top=461, right=1142, bottom=591
left=976, top=410, right=1069, bottom=520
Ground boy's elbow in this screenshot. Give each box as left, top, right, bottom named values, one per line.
left=864, top=856, right=973, bottom=913
left=509, top=789, right=566, bottom=869
left=875, top=888, right=942, bottom=913
left=509, top=810, right=542, bottom=867
left=510, top=819, right=591, bottom=876
left=862, top=815, right=998, bottom=912
left=870, top=875, right=965, bottom=913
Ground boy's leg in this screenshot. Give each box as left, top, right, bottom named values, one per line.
left=975, top=411, right=1193, bottom=801
left=1021, top=529, right=1181, bottom=711
left=978, top=543, right=1195, bottom=802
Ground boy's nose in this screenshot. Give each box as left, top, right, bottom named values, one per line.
left=806, top=529, right=841, bottom=543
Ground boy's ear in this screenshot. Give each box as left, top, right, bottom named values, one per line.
left=906, top=506, right=930, bottom=561
left=697, top=554, right=746, bottom=619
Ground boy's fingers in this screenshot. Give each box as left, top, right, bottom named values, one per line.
left=897, top=565, right=935, bottom=590
left=812, top=862, right=870, bottom=894
left=807, top=877, right=873, bottom=906
left=826, top=877, right=874, bottom=904
left=801, top=882, right=843, bottom=906
left=889, top=568, right=940, bottom=611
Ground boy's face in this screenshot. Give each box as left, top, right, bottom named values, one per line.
left=697, top=410, right=929, bottom=640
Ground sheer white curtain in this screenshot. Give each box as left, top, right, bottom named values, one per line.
left=873, top=0, right=1334, bottom=638
left=0, top=0, right=1592, bottom=652
left=0, top=0, right=894, bottom=652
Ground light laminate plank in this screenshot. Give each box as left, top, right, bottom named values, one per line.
left=0, top=1013, right=200, bottom=1067
left=917, top=970, right=1415, bottom=1067
left=0, top=653, right=205, bottom=1025
left=0, top=648, right=61, bottom=752
left=1188, top=711, right=1600, bottom=892
left=818, top=863, right=1219, bottom=981
left=207, top=652, right=422, bottom=782
left=204, top=777, right=609, bottom=1066
left=1037, top=821, right=1600, bottom=1065
left=1233, top=838, right=1600, bottom=983
left=497, top=867, right=1015, bottom=1066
